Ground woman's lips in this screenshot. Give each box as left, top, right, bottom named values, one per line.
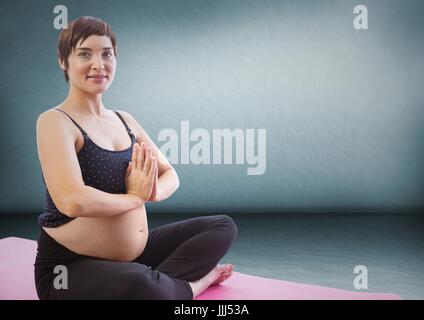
left=87, top=75, right=108, bottom=82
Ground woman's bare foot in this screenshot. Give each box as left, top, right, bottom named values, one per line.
left=210, top=264, right=234, bottom=285
left=188, top=264, right=234, bottom=299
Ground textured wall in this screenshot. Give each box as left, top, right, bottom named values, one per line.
left=0, top=0, right=423, bottom=214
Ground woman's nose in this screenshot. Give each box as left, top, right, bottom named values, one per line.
left=91, top=57, right=105, bottom=71
left=92, top=65, right=105, bottom=72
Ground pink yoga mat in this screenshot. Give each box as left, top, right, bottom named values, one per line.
left=0, top=237, right=401, bottom=300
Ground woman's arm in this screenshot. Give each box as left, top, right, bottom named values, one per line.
left=37, top=110, right=145, bottom=219
left=148, top=168, right=180, bottom=202
left=117, top=110, right=180, bottom=202
left=68, top=185, right=144, bottom=218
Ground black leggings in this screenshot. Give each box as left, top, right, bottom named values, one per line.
left=34, top=215, right=238, bottom=299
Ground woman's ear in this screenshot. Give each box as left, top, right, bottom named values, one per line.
left=58, top=58, right=66, bottom=70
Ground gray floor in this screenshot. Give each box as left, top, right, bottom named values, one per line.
left=1, top=211, right=423, bottom=299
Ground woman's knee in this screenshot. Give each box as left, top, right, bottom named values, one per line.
left=213, top=214, right=238, bottom=243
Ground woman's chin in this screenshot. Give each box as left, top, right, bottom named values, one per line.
left=84, top=85, right=110, bottom=95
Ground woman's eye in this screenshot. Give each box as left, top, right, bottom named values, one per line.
left=77, top=52, right=112, bottom=58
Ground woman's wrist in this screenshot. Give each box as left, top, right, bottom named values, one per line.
left=126, top=192, right=145, bottom=206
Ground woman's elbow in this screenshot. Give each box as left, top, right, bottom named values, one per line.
left=62, top=199, right=79, bottom=218
left=67, top=201, right=81, bottom=218
left=172, top=169, right=180, bottom=190
left=61, top=191, right=83, bottom=218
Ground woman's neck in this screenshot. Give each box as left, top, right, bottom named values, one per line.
left=62, top=84, right=107, bottom=118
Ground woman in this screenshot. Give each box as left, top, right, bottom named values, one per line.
left=34, top=16, right=237, bottom=299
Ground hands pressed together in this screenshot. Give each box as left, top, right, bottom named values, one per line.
left=125, top=142, right=158, bottom=203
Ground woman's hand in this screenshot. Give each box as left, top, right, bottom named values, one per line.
left=147, top=161, right=158, bottom=202
left=125, top=142, right=157, bottom=203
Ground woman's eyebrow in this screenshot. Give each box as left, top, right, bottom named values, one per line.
left=76, top=47, right=113, bottom=51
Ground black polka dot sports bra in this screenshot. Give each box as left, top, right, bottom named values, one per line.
left=38, top=108, right=136, bottom=228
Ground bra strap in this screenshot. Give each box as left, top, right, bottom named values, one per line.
left=54, top=108, right=89, bottom=138
left=114, top=111, right=134, bottom=138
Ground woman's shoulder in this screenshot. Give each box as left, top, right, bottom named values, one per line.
left=36, top=107, right=78, bottom=136
left=39, top=106, right=66, bottom=118
left=112, top=108, right=144, bottom=141
left=113, top=108, right=139, bottom=127
left=113, top=108, right=132, bottom=119
left=38, top=106, right=64, bottom=122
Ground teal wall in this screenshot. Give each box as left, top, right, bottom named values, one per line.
left=0, top=0, right=423, bottom=214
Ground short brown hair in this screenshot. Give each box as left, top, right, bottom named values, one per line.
left=57, top=16, right=117, bottom=82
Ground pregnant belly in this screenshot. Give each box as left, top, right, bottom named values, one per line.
left=43, top=206, right=149, bottom=262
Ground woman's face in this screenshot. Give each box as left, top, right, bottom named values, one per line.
left=62, top=35, right=116, bottom=94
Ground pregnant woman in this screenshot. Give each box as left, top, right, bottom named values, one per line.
left=34, top=16, right=237, bottom=299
